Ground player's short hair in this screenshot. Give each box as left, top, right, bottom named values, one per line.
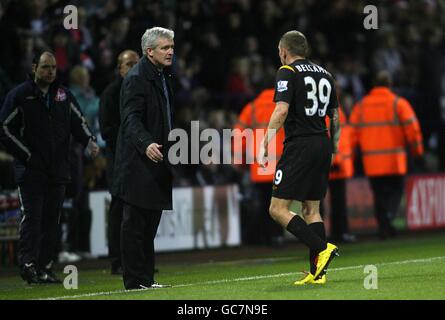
left=141, top=27, right=174, bottom=56
left=279, top=30, right=308, bottom=57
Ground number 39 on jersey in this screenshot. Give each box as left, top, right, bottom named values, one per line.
left=304, top=76, right=332, bottom=117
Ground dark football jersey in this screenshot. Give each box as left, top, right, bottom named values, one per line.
left=273, top=59, right=338, bottom=142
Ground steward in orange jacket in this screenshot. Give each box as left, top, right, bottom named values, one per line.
left=349, top=71, right=424, bottom=239
left=327, top=107, right=354, bottom=181
left=325, top=106, right=355, bottom=242
left=233, top=88, right=285, bottom=245
left=234, top=89, right=285, bottom=182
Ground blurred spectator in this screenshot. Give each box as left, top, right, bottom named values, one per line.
left=226, top=58, right=255, bottom=112
left=69, top=65, right=101, bottom=143
left=52, top=28, right=81, bottom=83
left=99, top=49, right=139, bottom=275
left=373, top=32, right=403, bottom=84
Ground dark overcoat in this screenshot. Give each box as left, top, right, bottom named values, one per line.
left=112, top=56, right=174, bottom=210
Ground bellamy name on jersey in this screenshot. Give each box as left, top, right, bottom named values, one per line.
left=274, top=59, right=338, bottom=142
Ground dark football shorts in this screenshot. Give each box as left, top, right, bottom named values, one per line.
left=272, top=134, right=332, bottom=201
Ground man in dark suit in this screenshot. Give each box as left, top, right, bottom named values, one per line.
left=112, top=27, right=174, bottom=290
left=99, top=50, right=139, bottom=275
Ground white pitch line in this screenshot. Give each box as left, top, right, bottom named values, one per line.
left=40, top=255, right=445, bottom=300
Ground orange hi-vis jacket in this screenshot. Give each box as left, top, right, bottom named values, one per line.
left=233, top=89, right=284, bottom=183
left=349, top=87, right=424, bottom=177
left=326, top=107, right=354, bottom=180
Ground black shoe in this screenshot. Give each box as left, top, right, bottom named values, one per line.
left=126, top=282, right=171, bottom=290
left=39, top=269, right=62, bottom=284
left=20, top=263, right=42, bottom=284
left=150, top=281, right=171, bottom=288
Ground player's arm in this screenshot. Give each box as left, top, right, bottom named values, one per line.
left=258, top=101, right=288, bottom=167
left=262, top=101, right=289, bottom=150
left=328, top=108, right=340, bottom=154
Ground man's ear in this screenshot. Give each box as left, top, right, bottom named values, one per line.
left=32, top=63, right=37, bottom=73
left=146, top=48, right=153, bottom=58
left=281, top=47, right=287, bottom=61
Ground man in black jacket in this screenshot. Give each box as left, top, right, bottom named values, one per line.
left=112, top=27, right=174, bottom=290
left=99, top=49, right=139, bottom=275
left=0, top=51, right=98, bottom=284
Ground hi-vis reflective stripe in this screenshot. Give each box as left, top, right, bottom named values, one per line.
left=70, top=103, right=92, bottom=137
left=17, top=187, right=25, bottom=222
left=279, top=65, right=295, bottom=73
left=351, top=121, right=398, bottom=128
left=338, top=153, right=352, bottom=160
left=401, top=117, right=416, bottom=126
left=357, top=96, right=400, bottom=128
left=362, top=147, right=405, bottom=156
left=2, top=107, right=31, bottom=159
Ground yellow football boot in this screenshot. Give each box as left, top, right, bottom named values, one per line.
left=312, top=274, right=327, bottom=284
left=314, top=243, right=339, bottom=279
left=294, top=273, right=315, bottom=285
left=294, top=272, right=327, bottom=285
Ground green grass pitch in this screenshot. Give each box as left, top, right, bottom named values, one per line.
left=1, top=233, right=444, bottom=300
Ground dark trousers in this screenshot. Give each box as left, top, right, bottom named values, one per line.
left=108, top=195, right=123, bottom=269
left=369, top=175, right=404, bottom=237
left=328, top=179, right=350, bottom=239
left=121, top=203, right=162, bottom=289
left=17, top=172, right=65, bottom=269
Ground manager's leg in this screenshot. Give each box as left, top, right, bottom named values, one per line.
left=121, top=203, right=151, bottom=289
left=142, top=210, right=162, bottom=283
left=109, top=196, right=124, bottom=274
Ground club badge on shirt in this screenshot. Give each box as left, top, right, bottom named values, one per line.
left=55, top=88, right=67, bottom=102
left=277, top=81, right=288, bottom=92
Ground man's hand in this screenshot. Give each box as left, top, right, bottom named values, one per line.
left=87, top=139, right=99, bottom=158
left=145, top=143, right=163, bottom=163
left=257, top=144, right=268, bottom=168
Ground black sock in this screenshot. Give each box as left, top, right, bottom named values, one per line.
left=309, top=222, right=326, bottom=274
left=286, top=215, right=326, bottom=254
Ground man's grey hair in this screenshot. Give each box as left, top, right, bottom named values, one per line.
left=141, top=27, right=174, bottom=56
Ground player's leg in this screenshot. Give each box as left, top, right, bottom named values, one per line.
left=269, top=197, right=327, bottom=254
left=302, top=200, right=326, bottom=277
left=269, top=198, right=326, bottom=285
